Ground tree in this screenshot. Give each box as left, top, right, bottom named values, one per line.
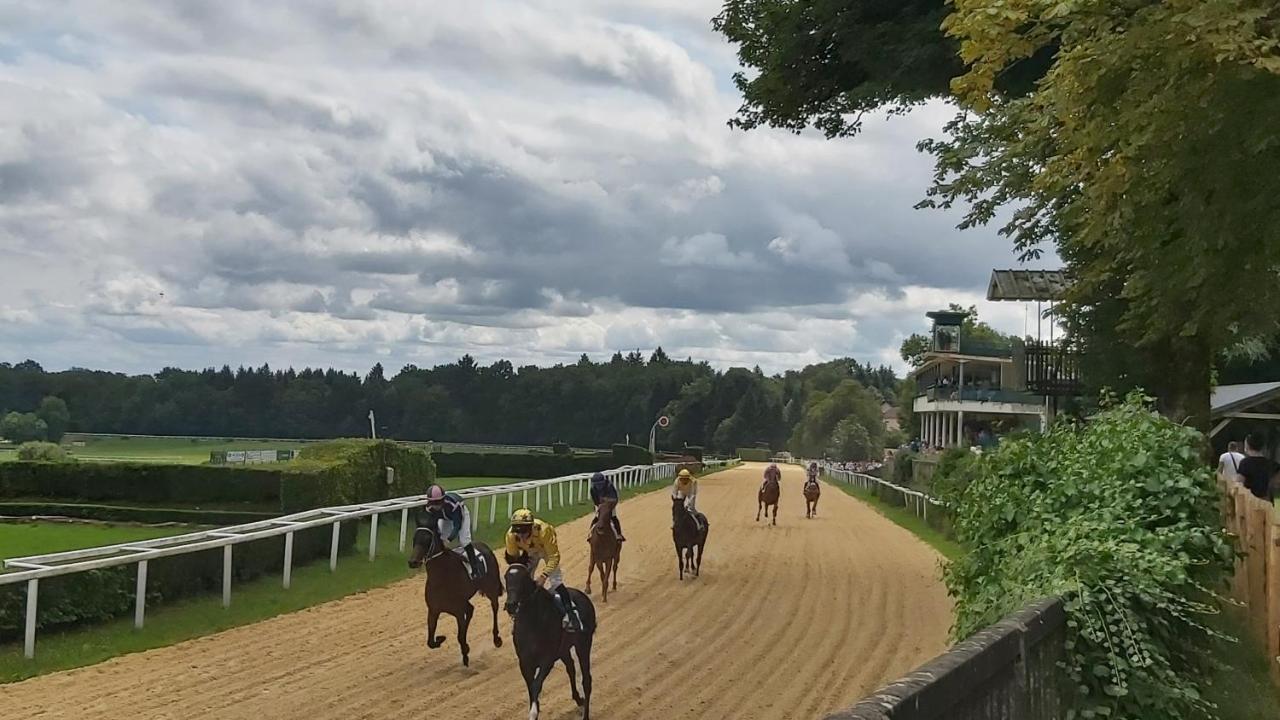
left=788, top=380, right=884, bottom=458
left=1, top=411, right=47, bottom=443
left=717, top=1, right=1280, bottom=430
left=36, top=396, right=70, bottom=443
left=899, top=334, right=931, bottom=368
left=826, top=416, right=875, bottom=461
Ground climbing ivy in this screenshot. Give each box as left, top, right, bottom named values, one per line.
left=938, top=391, right=1234, bottom=719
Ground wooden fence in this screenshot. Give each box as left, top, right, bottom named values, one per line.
left=1220, top=478, right=1280, bottom=684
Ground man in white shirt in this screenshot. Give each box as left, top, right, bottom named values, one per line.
left=1218, top=441, right=1245, bottom=484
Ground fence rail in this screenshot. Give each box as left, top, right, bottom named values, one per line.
left=816, top=462, right=946, bottom=522
left=0, top=460, right=737, bottom=659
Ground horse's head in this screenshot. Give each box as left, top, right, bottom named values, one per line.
left=504, top=563, right=535, bottom=616
left=407, top=526, right=441, bottom=569
left=671, top=495, right=689, bottom=519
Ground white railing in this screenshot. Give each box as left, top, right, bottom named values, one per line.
left=816, top=461, right=946, bottom=521
left=1, top=463, right=679, bottom=659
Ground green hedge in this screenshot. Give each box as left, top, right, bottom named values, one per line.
left=736, top=447, right=771, bottom=462
left=682, top=445, right=704, bottom=462
left=0, top=519, right=359, bottom=641
left=433, top=451, right=618, bottom=479
left=0, top=502, right=276, bottom=526
left=610, top=443, right=653, bottom=466
left=0, top=439, right=437, bottom=513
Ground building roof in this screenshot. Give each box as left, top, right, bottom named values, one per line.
left=1211, top=381, right=1280, bottom=417
left=987, top=270, right=1070, bottom=302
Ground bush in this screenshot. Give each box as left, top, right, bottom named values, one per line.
left=0, top=519, right=358, bottom=641
left=736, top=447, right=771, bottom=462
left=611, top=443, right=653, bottom=466
left=938, top=391, right=1233, bottom=719
left=0, top=439, right=436, bottom=513
left=551, top=442, right=572, bottom=455
left=1, top=411, right=46, bottom=443
left=892, top=450, right=917, bottom=487
left=432, top=451, right=619, bottom=479
left=17, top=442, right=69, bottom=462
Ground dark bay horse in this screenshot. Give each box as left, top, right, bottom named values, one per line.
left=585, top=499, right=620, bottom=602
left=672, top=496, right=708, bottom=580
left=504, top=564, right=596, bottom=720
left=804, top=478, right=821, bottom=519
left=757, top=476, right=780, bottom=525
left=408, top=526, right=503, bottom=666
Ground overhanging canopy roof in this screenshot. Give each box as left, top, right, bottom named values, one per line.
left=1211, top=381, right=1280, bottom=417
left=987, top=270, right=1069, bottom=302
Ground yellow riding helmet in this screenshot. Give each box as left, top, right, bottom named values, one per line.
left=510, top=508, right=535, bottom=527
left=677, top=468, right=692, bottom=479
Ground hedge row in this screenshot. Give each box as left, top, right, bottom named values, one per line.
left=0, top=502, right=276, bottom=526
left=0, top=519, right=359, bottom=641
left=736, top=447, right=771, bottom=462
left=433, top=451, right=620, bottom=479
left=0, top=439, right=437, bottom=513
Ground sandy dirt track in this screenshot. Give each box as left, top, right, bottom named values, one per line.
left=0, top=462, right=952, bottom=720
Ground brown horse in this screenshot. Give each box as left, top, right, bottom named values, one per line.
left=585, top=499, right=620, bottom=602
left=803, top=478, right=821, bottom=518
left=757, top=476, right=780, bottom=525
left=672, top=496, right=708, bottom=579
left=408, top=526, right=503, bottom=666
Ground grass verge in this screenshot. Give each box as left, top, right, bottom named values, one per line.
left=0, top=469, right=682, bottom=683
left=823, top=476, right=964, bottom=561
left=1, top=523, right=192, bottom=567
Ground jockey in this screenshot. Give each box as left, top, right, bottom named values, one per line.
left=587, top=471, right=625, bottom=542
left=761, top=462, right=782, bottom=491
left=806, top=461, right=820, bottom=485
left=505, top=509, right=584, bottom=632
left=421, top=484, right=483, bottom=579
left=672, top=468, right=698, bottom=513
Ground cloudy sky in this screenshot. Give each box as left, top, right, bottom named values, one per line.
left=0, top=1, right=1045, bottom=376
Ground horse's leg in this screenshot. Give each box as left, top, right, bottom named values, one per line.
left=585, top=550, right=595, bottom=595
left=578, top=635, right=594, bottom=720
left=457, top=603, right=473, bottom=666
left=561, top=650, right=584, bottom=707
left=611, top=555, right=618, bottom=592
left=756, top=498, right=762, bottom=521
left=426, top=607, right=444, bottom=649
left=772, top=503, right=778, bottom=526
left=489, top=590, right=503, bottom=648
left=675, top=542, right=684, bottom=580
left=527, top=659, right=556, bottom=720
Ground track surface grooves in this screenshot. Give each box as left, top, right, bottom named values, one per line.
left=0, top=463, right=952, bottom=720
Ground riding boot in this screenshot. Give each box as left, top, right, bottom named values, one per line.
left=464, top=544, right=482, bottom=579
left=553, top=585, right=584, bottom=633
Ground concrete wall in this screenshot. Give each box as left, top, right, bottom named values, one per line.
left=825, top=597, right=1067, bottom=720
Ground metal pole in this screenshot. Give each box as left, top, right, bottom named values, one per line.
left=134, top=560, right=148, bottom=629
left=283, top=532, right=295, bottom=589
left=558, top=480, right=565, bottom=507
left=399, top=508, right=408, bottom=552
left=24, top=578, right=38, bottom=659
left=369, top=513, right=379, bottom=561
left=331, top=521, right=341, bottom=571
left=222, top=545, right=233, bottom=607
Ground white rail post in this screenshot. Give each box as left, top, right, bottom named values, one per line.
left=489, top=493, right=497, bottom=524
left=508, top=491, right=514, bottom=519
left=547, top=482, right=554, bottom=511
left=558, top=480, right=564, bottom=507
left=522, top=489, right=528, bottom=509
left=222, top=545, right=233, bottom=608
left=471, top=498, right=479, bottom=531
left=24, top=578, right=38, bottom=659
left=134, top=560, right=148, bottom=629
left=399, top=508, right=409, bottom=552
left=282, top=531, right=295, bottom=589
left=535, top=485, right=541, bottom=512
left=330, top=521, right=341, bottom=571
left=369, top=513, right=380, bottom=561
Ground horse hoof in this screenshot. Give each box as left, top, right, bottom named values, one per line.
left=494, top=636, right=503, bottom=648
left=462, top=655, right=470, bottom=667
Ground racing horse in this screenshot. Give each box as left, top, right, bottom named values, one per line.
left=757, top=474, right=780, bottom=525
left=803, top=476, right=821, bottom=519
left=408, top=525, right=503, bottom=666
left=585, top=498, right=620, bottom=602
left=672, top=495, right=709, bottom=579
left=505, top=563, right=596, bottom=720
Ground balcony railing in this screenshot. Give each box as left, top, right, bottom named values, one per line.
left=919, top=386, right=1042, bottom=405
left=1023, top=341, right=1083, bottom=396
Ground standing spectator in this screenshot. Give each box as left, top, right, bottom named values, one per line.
left=1236, top=432, right=1279, bottom=501
left=1217, top=440, right=1245, bottom=484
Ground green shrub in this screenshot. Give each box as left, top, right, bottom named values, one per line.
left=551, top=442, right=572, bottom=455
left=0, top=439, right=435, bottom=513
left=939, top=391, right=1233, bottom=719
left=892, top=451, right=917, bottom=487
left=610, top=443, right=653, bottom=466
left=432, top=451, right=618, bottom=479
left=0, top=502, right=276, bottom=526
left=0, top=519, right=358, bottom=641
left=736, top=447, right=771, bottom=462
left=17, top=442, right=70, bottom=462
